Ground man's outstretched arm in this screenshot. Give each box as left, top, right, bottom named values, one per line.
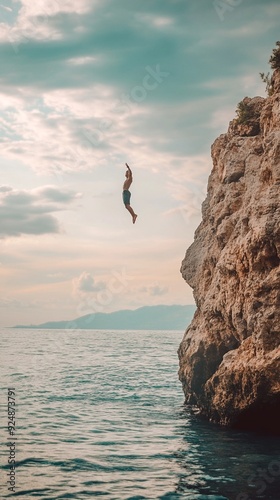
left=125, top=163, right=132, bottom=179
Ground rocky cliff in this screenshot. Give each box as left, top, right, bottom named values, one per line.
left=178, top=69, right=280, bottom=433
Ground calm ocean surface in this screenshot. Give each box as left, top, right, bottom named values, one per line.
left=0, top=328, right=279, bottom=500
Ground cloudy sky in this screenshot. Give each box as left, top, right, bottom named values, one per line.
left=0, top=0, right=279, bottom=326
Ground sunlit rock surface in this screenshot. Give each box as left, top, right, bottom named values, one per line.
left=178, top=69, right=280, bottom=433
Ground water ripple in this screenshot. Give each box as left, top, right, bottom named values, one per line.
left=0, top=329, right=280, bottom=499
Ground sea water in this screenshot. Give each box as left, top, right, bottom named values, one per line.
left=0, top=328, right=279, bottom=500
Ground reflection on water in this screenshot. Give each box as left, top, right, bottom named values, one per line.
left=0, top=328, right=279, bottom=499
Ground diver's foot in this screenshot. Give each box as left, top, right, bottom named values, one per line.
left=133, top=214, right=138, bottom=224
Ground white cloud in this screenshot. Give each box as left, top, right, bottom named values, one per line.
left=74, top=272, right=106, bottom=293
left=0, top=84, right=134, bottom=175
left=162, top=155, right=209, bottom=224
left=165, top=155, right=208, bottom=214
left=0, top=297, right=39, bottom=309
left=140, top=283, right=169, bottom=296
left=153, top=16, right=174, bottom=27
left=0, top=185, right=80, bottom=238
left=136, top=13, right=174, bottom=29
left=67, top=56, right=99, bottom=65
left=222, top=20, right=275, bottom=38
left=18, top=0, right=93, bottom=15
left=0, top=0, right=95, bottom=43
left=210, top=107, right=235, bottom=130
left=0, top=4, right=13, bottom=13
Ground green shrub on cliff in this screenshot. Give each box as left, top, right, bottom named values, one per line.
left=269, top=40, right=280, bottom=69
left=259, top=41, right=280, bottom=96
left=259, top=72, right=273, bottom=96
left=235, top=99, right=254, bottom=124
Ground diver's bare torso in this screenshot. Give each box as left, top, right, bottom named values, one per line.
left=123, top=177, right=132, bottom=190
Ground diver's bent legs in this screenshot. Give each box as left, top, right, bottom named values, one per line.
left=125, top=204, right=137, bottom=223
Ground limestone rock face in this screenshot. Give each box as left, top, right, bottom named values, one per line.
left=178, top=69, right=280, bottom=433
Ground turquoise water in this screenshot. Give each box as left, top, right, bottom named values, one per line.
left=0, top=328, right=279, bottom=500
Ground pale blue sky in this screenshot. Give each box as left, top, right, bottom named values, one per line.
left=0, top=0, right=279, bottom=326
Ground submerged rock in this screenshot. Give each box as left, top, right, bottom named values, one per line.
left=178, top=69, right=280, bottom=433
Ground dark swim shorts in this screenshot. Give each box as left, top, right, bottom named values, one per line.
left=122, top=190, right=131, bottom=205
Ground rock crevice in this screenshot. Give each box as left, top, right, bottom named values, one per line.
left=178, top=69, right=280, bottom=433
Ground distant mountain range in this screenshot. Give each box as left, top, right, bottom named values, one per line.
left=13, top=305, right=196, bottom=331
